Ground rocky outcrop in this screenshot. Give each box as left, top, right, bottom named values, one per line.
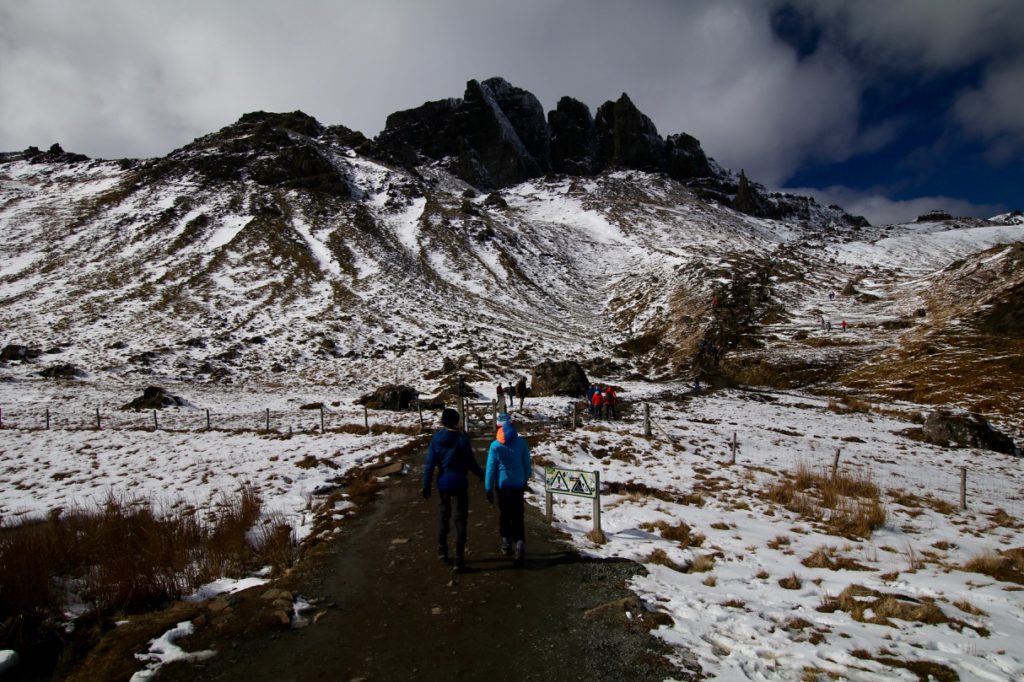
left=922, top=409, right=1018, bottom=455
left=156, top=111, right=359, bottom=197
left=1, top=345, right=41, bottom=362
left=549, top=96, right=598, bottom=174
left=594, top=94, right=665, bottom=171
left=376, top=78, right=550, bottom=189
left=530, top=360, right=590, bottom=397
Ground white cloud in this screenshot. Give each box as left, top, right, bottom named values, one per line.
left=786, top=185, right=1005, bottom=226
left=955, top=55, right=1024, bottom=162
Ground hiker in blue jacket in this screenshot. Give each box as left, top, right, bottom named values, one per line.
left=423, top=407, right=484, bottom=572
left=485, top=421, right=533, bottom=566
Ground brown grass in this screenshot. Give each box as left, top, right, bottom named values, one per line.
left=801, top=546, right=874, bottom=572
left=850, top=649, right=958, bottom=682
left=778, top=573, right=802, bottom=590
left=639, top=520, right=705, bottom=548
left=821, top=584, right=987, bottom=636
left=0, top=486, right=285, bottom=653
left=645, top=548, right=687, bottom=572
left=963, top=549, right=1024, bottom=584
left=765, top=463, right=886, bottom=539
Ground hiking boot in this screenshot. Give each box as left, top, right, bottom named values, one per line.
left=500, top=538, right=512, bottom=556
left=453, top=557, right=466, bottom=573
left=437, top=546, right=449, bottom=562
left=513, top=541, right=525, bottom=567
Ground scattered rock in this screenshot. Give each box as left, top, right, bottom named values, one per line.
left=38, top=364, right=85, bottom=379
left=121, top=386, right=190, bottom=411
left=357, top=384, right=420, bottom=410
left=922, top=409, right=1018, bottom=455
left=0, top=345, right=41, bottom=362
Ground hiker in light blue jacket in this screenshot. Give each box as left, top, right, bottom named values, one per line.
left=485, top=421, right=533, bottom=566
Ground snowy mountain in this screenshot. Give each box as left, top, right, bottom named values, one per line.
left=1, top=83, right=1021, bottom=434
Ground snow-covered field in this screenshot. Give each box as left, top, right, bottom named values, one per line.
left=536, top=383, right=1024, bottom=681
left=2, top=378, right=1022, bottom=680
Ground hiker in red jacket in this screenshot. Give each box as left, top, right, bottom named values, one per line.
left=603, top=386, right=618, bottom=420
left=841, top=319, right=848, bottom=331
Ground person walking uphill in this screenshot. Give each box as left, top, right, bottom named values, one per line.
left=485, top=421, right=533, bottom=567
left=423, top=408, right=484, bottom=572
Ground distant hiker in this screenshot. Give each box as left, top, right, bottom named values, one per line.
left=603, top=386, right=618, bottom=420
left=456, top=375, right=467, bottom=398
left=485, top=421, right=533, bottom=567
left=590, top=386, right=605, bottom=419
left=515, top=376, right=527, bottom=410
left=587, top=383, right=598, bottom=404
left=506, top=382, right=515, bottom=409
left=496, top=384, right=507, bottom=413
left=826, top=320, right=832, bottom=332
left=422, top=408, right=484, bottom=572
left=841, top=320, right=848, bottom=331
left=692, top=375, right=701, bottom=394
left=829, top=291, right=835, bottom=301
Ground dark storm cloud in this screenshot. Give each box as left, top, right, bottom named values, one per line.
left=1, top=1, right=1019, bottom=224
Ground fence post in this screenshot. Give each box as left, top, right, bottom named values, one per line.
left=960, top=466, right=967, bottom=510
left=592, top=470, right=602, bottom=533
left=153, top=410, right=158, bottom=430
left=730, top=432, right=737, bottom=464
left=46, top=408, right=50, bottom=430
left=321, top=405, right=326, bottom=434
left=265, top=408, right=270, bottom=431
left=0, top=406, right=3, bottom=428
left=832, top=449, right=841, bottom=481
left=571, top=402, right=577, bottom=431
left=364, top=404, right=370, bottom=434
left=206, top=408, right=211, bottom=431
left=96, top=407, right=101, bottom=430
left=643, top=404, right=651, bottom=437
left=545, top=489, right=553, bottom=521
left=417, top=400, right=423, bottom=433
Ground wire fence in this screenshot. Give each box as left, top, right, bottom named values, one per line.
left=0, top=404, right=431, bottom=436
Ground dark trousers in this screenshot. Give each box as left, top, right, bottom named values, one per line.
left=497, top=487, right=525, bottom=544
left=438, top=489, right=469, bottom=559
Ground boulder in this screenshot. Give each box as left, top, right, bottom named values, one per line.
left=358, top=384, right=420, bottom=411
left=38, top=364, right=85, bottom=379
left=923, top=409, right=1018, bottom=455
left=122, top=386, right=190, bottom=410
left=529, top=360, right=590, bottom=397
left=1, top=345, right=42, bottom=362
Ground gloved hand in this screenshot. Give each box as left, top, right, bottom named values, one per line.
left=421, top=486, right=431, bottom=499
left=485, top=490, right=494, bottom=504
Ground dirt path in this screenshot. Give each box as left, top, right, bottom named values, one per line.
left=158, top=432, right=696, bottom=681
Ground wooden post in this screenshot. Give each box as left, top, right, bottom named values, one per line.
left=960, top=466, right=967, bottom=510
left=417, top=400, right=423, bottom=433
left=96, top=407, right=101, bottom=430
left=364, top=404, right=369, bottom=434
left=46, top=408, right=50, bottom=430
left=832, top=449, right=841, bottom=481
left=0, top=406, right=3, bottom=428
left=265, top=408, right=270, bottom=431
left=288, top=425, right=292, bottom=437
left=545, top=490, right=553, bottom=522
left=730, top=432, right=737, bottom=464
left=206, top=408, right=211, bottom=431
left=592, top=471, right=602, bottom=533
left=643, top=404, right=651, bottom=437
left=153, top=410, right=158, bottom=430
left=571, top=402, right=577, bottom=431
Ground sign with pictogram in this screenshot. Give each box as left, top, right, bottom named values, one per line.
left=544, top=466, right=602, bottom=532
left=545, top=467, right=597, bottom=499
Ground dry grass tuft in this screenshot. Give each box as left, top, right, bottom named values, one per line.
left=767, top=535, right=791, bottom=550
left=778, top=573, right=802, bottom=590
left=823, top=585, right=988, bottom=636
left=688, top=554, right=717, bottom=574
left=963, top=549, right=1024, bottom=585
left=953, top=599, right=987, bottom=616
left=586, top=528, right=608, bottom=545
left=850, top=649, right=958, bottom=682
left=765, top=463, right=886, bottom=539
left=645, top=548, right=687, bottom=572
left=801, top=546, right=873, bottom=572
left=639, top=520, right=705, bottom=548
